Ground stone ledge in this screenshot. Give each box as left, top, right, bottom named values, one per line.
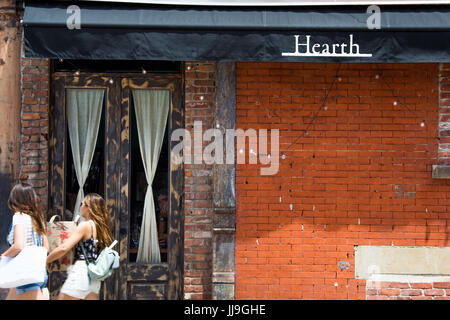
left=355, top=246, right=450, bottom=279
left=368, top=274, right=450, bottom=283
left=212, top=272, right=235, bottom=283
left=432, top=165, right=450, bottom=179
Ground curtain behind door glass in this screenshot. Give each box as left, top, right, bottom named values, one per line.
left=132, top=89, right=170, bottom=263
left=66, top=88, right=105, bottom=220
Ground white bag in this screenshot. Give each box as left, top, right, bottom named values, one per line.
left=0, top=225, right=48, bottom=289
left=0, top=245, right=47, bottom=288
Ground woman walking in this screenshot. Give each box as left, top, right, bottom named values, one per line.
left=46, top=193, right=113, bottom=300
left=0, top=183, right=49, bottom=300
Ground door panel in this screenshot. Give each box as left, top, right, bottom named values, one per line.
left=128, top=283, right=167, bottom=300
left=50, top=74, right=117, bottom=299
left=118, top=76, right=183, bottom=300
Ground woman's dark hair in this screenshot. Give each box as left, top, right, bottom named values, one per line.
left=8, top=183, right=46, bottom=236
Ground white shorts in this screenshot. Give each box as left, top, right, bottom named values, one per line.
left=60, top=260, right=101, bottom=299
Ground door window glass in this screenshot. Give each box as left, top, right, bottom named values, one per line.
left=129, top=90, right=169, bottom=263
left=65, top=89, right=106, bottom=220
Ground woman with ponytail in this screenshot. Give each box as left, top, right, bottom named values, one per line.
left=46, top=193, right=113, bottom=300
left=0, top=183, right=49, bottom=300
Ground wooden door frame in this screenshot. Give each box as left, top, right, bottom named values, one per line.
left=50, top=72, right=184, bottom=300
left=50, top=73, right=120, bottom=299
left=119, top=75, right=184, bottom=300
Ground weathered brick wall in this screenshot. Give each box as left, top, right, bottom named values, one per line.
left=235, top=62, right=448, bottom=300
left=183, top=62, right=216, bottom=299
left=367, top=281, right=450, bottom=300
left=19, top=57, right=49, bottom=212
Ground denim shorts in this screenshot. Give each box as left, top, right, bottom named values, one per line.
left=16, top=271, right=48, bottom=295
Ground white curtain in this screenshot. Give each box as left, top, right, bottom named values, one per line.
left=66, top=89, right=104, bottom=220
left=132, top=89, right=170, bottom=263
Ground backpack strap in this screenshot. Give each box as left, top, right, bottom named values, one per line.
left=108, top=240, right=118, bottom=249
left=79, top=241, right=90, bottom=266
left=79, top=240, right=92, bottom=285
left=88, top=220, right=94, bottom=238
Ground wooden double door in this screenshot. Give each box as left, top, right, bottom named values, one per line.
left=50, top=73, right=184, bottom=300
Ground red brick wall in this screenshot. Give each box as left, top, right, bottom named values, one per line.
left=19, top=58, right=448, bottom=300
left=183, top=62, right=216, bottom=299
left=20, top=57, right=50, bottom=212
left=235, top=62, right=448, bottom=300
left=367, top=281, right=450, bottom=300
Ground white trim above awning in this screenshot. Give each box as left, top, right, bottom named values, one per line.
left=76, top=0, right=450, bottom=6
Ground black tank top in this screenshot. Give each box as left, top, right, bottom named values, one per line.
left=74, top=220, right=98, bottom=262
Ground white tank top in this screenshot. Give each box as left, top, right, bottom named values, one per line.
left=7, top=212, right=40, bottom=247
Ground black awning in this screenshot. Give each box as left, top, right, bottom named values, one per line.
left=23, top=1, right=450, bottom=62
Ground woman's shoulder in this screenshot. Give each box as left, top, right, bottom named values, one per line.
left=76, top=220, right=95, bottom=233
left=78, top=219, right=95, bottom=226
left=76, top=220, right=96, bottom=241
left=12, top=212, right=31, bottom=224
left=77, top=220, right=91, bottom=229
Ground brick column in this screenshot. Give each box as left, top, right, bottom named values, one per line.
left=20, top=57, right=50, bottom=212
left=184, top=62, right=216, bottom=299
left=438, top=63, right=450, bottom=165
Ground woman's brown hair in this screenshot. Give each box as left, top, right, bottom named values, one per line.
left=84, top=193, right=113, bottom=251
left=8, top=183, right=46, bottom=236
